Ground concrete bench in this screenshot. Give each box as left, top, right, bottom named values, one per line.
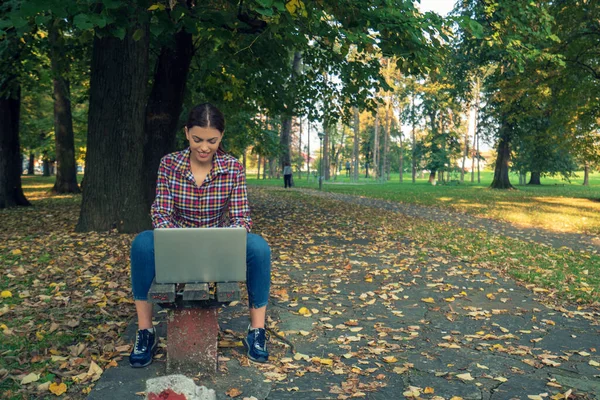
left=147, top=279, right=241, bottom=375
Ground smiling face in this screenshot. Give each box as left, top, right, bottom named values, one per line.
left=185, top=126, right=223, bottom=166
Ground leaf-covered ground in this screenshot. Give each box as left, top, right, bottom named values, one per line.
left=2, top=185, right=600, bottom=399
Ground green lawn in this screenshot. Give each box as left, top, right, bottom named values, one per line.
left=248, top=170, right=600, bottom=235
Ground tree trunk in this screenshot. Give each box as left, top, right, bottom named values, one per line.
left=279, top=52, right=302, bottom=174
left=297, top=117, right=302, bottom=179
left=306, top=122, right=310, bottom=180
left=76, top=24, right=150, bottom=233
left=374, top=112, right=379, bottom=180
left=262, top=157, right=267, bottom=179
left=411, top=97, right=416, bottom=183
left=490, top=123, right=514, bottom=189
left=256, top=155, right=261, bottom=179
left=477, top=130, right=481, bottom=183
left=28, top=152, right=35, bottom=175
left=0, top=84, right=30, bottom=208
left=528, top=172, right=541, bottom=185
left=143, top=29, right=193, bottom=208
left=398, top=113, right=403, bottom=183
left=42, top=152, right=51, bottom=177
left=583, top=163, right=589, bottom=186
left=280, top=117, right=292, bottom=171
left=323, top=121, right=330, bottom=181
left=428, top=171, right=436, bottom=184
left=49, top=21, right=80, bottom=194
left=353, top=106, right=359, bottom=181
left=382, top=100, right=390, bottom=181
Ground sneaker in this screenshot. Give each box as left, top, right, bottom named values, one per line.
left=242, top=326, right=269, bottom=363
left=129, top=328, right=158, bottom=368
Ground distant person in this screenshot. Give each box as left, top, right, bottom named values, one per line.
left=345, top=161, right=351, bottom=177
left=283, top=162, right=293, bottom=188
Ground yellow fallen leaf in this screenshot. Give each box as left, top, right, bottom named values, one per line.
left=444, top=297, right=455, bottom=302
left=225, top=387, right=242, bottom=397
left=297, top=307, right=311, bottom=316
left=21, top=372, right=41, bottom=385
left=421, top=297, right=435, bottom=304
left=1, top=291, right=12, bottom=298
left=11, top=249, right=22, bottom=255
left=495, top=377, right=508, bottom=382
left=486, top=293, right=496, bottom=300
left=383, top=356, right=397, bottom=363
left=320, top=358, right=333, bottom=366
left=49, top=382, right=67, bottom=395
left=476, top=364, right=489, bottom=369
left=456, top=373, right=474, bottom=381
left=424, top=387, right=435, bottom=394
left=589, top=360, right=600, bottom=367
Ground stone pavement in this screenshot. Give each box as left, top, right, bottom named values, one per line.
left=90, top=188, right=600, bottom=399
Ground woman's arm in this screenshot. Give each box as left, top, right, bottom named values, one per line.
left=228, top=167, right=252, bottom=232
left=151, top=157, right=177, bottom=229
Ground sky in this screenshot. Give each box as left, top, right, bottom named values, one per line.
left=417, top=0, right=455, bottom=16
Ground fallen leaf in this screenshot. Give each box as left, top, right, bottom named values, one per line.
left=421, top=297, right=435, bottom=304
left=49, top=382, right=67, bottom=396
left=456, top=373, right=474, bottom=381
left=1, top=291, right=12, bottom=298
left=226, top=388, right=242, bottom=398
left=21, top=372, right=41, bottom=385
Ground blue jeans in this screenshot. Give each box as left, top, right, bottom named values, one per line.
left=131, top=230, right=271, bottom=309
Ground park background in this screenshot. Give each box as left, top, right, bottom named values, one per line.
left=2, top=0, right=600, bottom=399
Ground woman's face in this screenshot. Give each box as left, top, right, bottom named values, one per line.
left=185, top=126, right=222, bottom=165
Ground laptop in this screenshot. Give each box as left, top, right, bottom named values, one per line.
left=154, top=227, right=247, bottom=284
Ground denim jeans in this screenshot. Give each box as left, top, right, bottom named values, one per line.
left=131, top=230, right=271, bottom=309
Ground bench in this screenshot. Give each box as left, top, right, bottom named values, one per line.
left=147, top=279, right=241, bottom=375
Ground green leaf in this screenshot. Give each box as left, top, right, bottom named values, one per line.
left=256, top=7, right=273, bottom=17
left=132, top=28, right=145, bottom=41
left=147, top=4, right=166, bottom=11
left=256, top=0, right=273, bottom=7
left=34, top=15, right=51, bottom=27
left=102, top=0, right=123, bottom=10
left=468, top=19, right=484, bottom=39
left=274, top=1, right=286, bottom=12
left=73, top=14, right=94, bottom=30
left=113, top=27, right=125, bottom=40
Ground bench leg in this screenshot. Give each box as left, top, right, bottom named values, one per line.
left=166, top=308, right=219, bottom=375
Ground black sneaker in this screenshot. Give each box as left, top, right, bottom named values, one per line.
left=129, top=328, right=158, bottom=368
left=242, top=326, right=269, bottom=363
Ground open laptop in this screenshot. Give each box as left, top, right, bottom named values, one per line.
left=154, top=227, right=247, bottom=284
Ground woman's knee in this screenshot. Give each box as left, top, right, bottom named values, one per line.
left=130, top=231, right=154, bottom=269
left=247, top=233, right=271, bottom=261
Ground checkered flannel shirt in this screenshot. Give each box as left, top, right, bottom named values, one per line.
left=150, top=148, right=252, bottom=232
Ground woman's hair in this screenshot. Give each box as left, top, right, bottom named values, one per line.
left=186, top=103, right=225, bottom=133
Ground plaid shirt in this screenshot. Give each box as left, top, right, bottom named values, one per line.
left=151, top=148, right=252, bottom=232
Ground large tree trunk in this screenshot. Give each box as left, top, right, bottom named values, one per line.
left=0, top=84, right=30, bottom=208
left=76, top=25, right=150, bottom=233
left=353, top=106, right=359, bottom=181
left=490, top=123, right=514, bottom=189
left=49, top=21, right=80, bottom=194
left=583, top=163, right=589, bottom=186
left=143, top=29, right=193, bottom=208
left=528, top=172, right=541, bottom=185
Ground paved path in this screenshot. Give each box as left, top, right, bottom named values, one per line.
left=91, top=187, right=600, bottom=400
left=297, top=188, right=600, bottom=253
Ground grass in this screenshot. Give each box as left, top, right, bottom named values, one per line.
left=248, top=170, right=600, bottom=235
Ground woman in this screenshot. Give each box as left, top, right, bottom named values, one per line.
left=129, top=103, right=271, bottom=368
